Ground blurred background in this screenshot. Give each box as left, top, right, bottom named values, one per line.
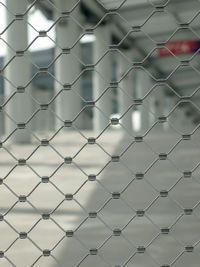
left=1, top=1, right=200, bottom=266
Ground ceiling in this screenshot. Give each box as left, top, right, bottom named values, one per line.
left=36, top=0, right=200, bottom=119
left=90, top=0, right=200, bottom=121
left=96, top=0, right=200, bottom=92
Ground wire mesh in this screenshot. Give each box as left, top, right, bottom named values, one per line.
left=0, top=0, right=200, bottom=266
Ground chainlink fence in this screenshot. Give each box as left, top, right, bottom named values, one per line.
left=1, top=0, right=200, bottom=266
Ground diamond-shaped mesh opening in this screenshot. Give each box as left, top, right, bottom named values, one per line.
left=168, top=138, right=200, bottom=170
left=121, top=141, right=158, bottom=173
left=99, top=235, right=134, bottom=266
left=51, top=199, right=88, bottom=231
left=28, top=182, right=64, bottom=213
left=4, top=165, right=39, bottom=195
left=99, top=161, right=133, bottom=192
left=52, top=236, right=88, bottom=266
left=172, top=253, right=200, bottom=267
left=142, top=11, right=178, bottom=43
left=171, top=214, right=200, bottom=245
left=147, top=196, right=183, bottom=227
left=147, top=234, right=183, bottom=265
left=98, top=198, right=134, bottom=229
left=6, top=239, right=41, bottom=266
left=123, top=215, right=159, bottom=246
left=75, top=181, right=110, bottom=211
left=5, top=206, right=40, bottom=235
left=170, top=177, right=200, bottom=207
left=75, top=217, right=111, bottom=248
left=0, top=185, right=17, bottom=214
left=0, top=220, right=18, bottom=251
left=145, top=159, right=183, bottom=190
left=122, top=179, right=158, bottom=209
left=50, top=164, right=86, bottom=194
left=29, top=219, right=64, bottom=250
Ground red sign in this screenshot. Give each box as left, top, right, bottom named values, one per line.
left=158, top=40, right=200, bottom=56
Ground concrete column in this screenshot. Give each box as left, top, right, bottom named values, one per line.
left=118, top=50, right=133, bottom=132
left=93, top=25, right=112, bottom=132
left=173, top=106, right=186, bottom=132
left=0, top=94, right=4, bottom=138
left=165, top=96, right=194, bottom=133
left=172, top=106, right=194, bottom=133
left=148, top=83, right=166, bottom=129
left=163, top=95, right=176, bottom=131
left=136, top=69, right=152, bottom=131
left=54, top=0, right=81, bottom=128
left=5, top=0, right=32, bottom=143
left=183, top=110, right=194, bottom=132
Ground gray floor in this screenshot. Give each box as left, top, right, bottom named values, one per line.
left=1, top=127, right=200, bottom=267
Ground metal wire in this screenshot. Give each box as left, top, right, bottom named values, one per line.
left=0, top=0, right=200, bottom=266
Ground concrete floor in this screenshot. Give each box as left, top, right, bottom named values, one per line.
left=0, top=126, right=200, bottom=267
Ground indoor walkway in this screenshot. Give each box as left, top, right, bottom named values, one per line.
left=1, top=127, right=200, bottom=267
